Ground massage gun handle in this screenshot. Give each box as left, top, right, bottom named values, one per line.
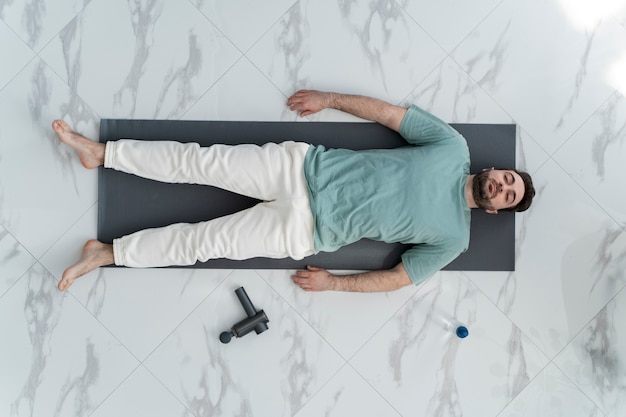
left=235, top=286, right=257, bottom=317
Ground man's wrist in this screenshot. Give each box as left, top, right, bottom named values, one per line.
left=328, top=272, right=341, bottom=291
left=327, top=92, right=339, bottom=110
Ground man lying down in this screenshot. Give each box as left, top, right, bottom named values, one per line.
left=53, top=89, right=535, bottom=293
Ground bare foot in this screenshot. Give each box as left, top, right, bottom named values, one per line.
left=52, top=120, right=105, bottom=169
left=59, top=240, right=114, bottom=291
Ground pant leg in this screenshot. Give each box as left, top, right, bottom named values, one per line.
left=105, top=139, right=310, bottom=201
left=108, top=139, right=316, bottom=265
left=113, top=197, right=315, bottom=266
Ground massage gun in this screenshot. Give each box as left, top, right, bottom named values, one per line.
left=220, top=286, right=269, bottom=344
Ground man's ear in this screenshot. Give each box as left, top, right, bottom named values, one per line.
left=485, top=209, right=498, bottom=215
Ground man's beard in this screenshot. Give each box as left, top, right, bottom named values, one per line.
left=472, top=171, right=495, bottom=210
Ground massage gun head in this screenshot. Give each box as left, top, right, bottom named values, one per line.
left=219, top=287, right=270, bottom=344
left=220, top=331, right=234, bottom=344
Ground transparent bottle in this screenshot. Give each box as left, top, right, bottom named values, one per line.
left=445, top=319, right=469, bottom=338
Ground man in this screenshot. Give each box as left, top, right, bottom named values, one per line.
left=54, top=89, right=534, bottom=293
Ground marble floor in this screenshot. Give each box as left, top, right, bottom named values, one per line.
left=1, top=0, right=625, bottom=416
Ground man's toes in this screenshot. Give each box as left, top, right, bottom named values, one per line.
left=52, top=121, right=64, bottom=134
left=58, top=271, right=74, bottom=291
left=58, top=279, right=69, bottom=291
left=52, top=119, right=69, bottom=133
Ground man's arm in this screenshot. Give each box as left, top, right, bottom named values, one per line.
left=291, top=262, right=413, bottom=293
left=287, top=89, right=407, bottom=132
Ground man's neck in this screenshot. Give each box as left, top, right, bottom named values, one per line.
left=465, top=175, right=477, bottom=209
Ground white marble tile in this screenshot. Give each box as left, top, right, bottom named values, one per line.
left=258, top=269, right=419, bottom=359
left=182, top=58, right=297, bottom=121
left=0, top=58, right=98, bottom=258
left=144, top=270, right=345, bottom=417
left=0, top=263, right=138, bottom=417
left=554, top=92, right=626, bottom=228
left=75, top=267, right=234, bottom=361
left=607, top=53, right=626, bottom=99
left=616, top=7, right=626, bottom=30
left=516, top=127, right=550, bottom=176
left=451, top=0, right=626, bottom=154
left=38, top=203, right=98, bottom=287
left=402, top=57, right=514, bottom=124
left=554, top=0, right=626, bottom=32
left=294, top=365, right=401, bottom=417
left=0, top=19, right=35, bottom=91
left=400, top=58, right=551, bottom=177
left=400, top=57, right=552, bottom=175
left=247, top=0, right=446, bottom=107
left=400, top=0, right=503, bottom=52
left=555, top=286, right=626, bottom=417
left=350, top=272, right=549, bottom=417
left=192, top=0, right=297, bottom=52
left=466, top=159, right=626, bottom=358
left=497, top=363, right=604, bottom=417
left=0, top=0, right=90, bottom=51
left=0, top=225, right=36, bottom=298
left=90, top=366, right=192, bottom=417
left=39, top=0, right=241, bottom=119
left=39, top=204, right=233, bottom=361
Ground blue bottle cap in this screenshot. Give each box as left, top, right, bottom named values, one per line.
left=456, top=326, right=469, bottom=338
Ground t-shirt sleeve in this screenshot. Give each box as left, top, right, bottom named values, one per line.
left=399, top=105, right=461, bottom=145
left=400, top=243, right=464, bottom=285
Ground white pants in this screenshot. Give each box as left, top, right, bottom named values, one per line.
left=105, top=139, right=315, bottom=267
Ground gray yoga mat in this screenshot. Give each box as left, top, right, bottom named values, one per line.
left=98, top=120, right=516, bottom=271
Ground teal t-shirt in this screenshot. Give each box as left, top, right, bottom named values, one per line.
left=303, top=105, right=471, bottom=285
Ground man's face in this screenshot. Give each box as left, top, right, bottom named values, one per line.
left=473, top=168, right=525, bottom=213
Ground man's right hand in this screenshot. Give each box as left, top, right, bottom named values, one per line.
left=287, top=89, right=407, bottom=131
left=287, top=90, right=333, bottom=117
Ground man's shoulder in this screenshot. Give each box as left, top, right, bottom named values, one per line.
left=400, top=105, right=467, bottom=147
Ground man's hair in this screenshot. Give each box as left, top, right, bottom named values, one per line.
left=503, top=168, right=535, bottom=212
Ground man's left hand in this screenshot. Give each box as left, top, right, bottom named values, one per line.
left=291, top=265, right=336, bottom=291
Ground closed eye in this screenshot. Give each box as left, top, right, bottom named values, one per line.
left=506, top=172, right=514, bottom=184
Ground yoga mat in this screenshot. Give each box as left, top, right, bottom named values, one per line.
left=98, top=120, right=516, bottom=271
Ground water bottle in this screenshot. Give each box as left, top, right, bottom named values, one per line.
left=446, top=319, right=469, bottom=338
